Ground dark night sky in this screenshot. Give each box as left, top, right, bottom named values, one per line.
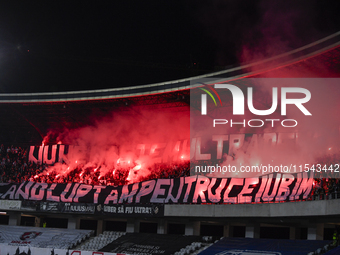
left=0, top=1, right=340, bottom=93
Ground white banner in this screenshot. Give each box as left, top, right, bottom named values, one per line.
left=0, top=200, right=21, bottom=210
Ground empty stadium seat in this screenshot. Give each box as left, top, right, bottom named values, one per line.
left=75, top=231, right=127, bottom=251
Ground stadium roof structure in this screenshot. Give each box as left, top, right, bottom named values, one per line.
left=1, top=31, right=340, bottom=145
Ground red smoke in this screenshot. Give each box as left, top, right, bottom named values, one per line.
left=39, top=107, right=190, bottom=184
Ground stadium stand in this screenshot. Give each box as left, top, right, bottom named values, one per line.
left=0, top=31, right=340, bottom=255
left=1, top=144, right=340, bottom=202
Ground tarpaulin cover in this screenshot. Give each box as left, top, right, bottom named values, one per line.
left=100, top=233, right=200, bottom=255
left=0, top=245, right=120, bottom=255
left=199, top=237, right=331, bottom=255
left=0, top=225, right=92, bottom=249
left=324, top=246, right=340, bottom=255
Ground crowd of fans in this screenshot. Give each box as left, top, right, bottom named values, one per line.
left=309, top=154, right=340, bottom=200
left=0, top=144, right=190, bottom=186
left=1, top=144, right=340, bottom=202
left=0, top=144, right=37, bottom=183
left=311, top=178, right=340, bottom=200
